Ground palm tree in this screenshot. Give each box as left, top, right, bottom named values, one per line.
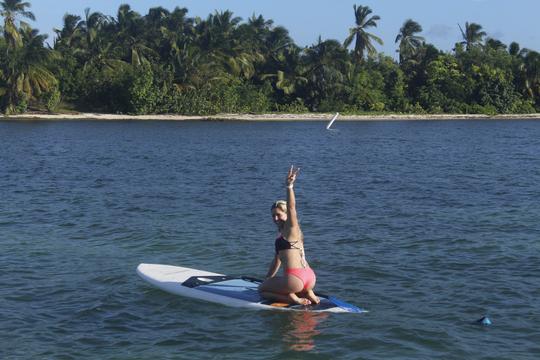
left=79, top=8, right=108, bottom=56
left=157, top=6, right=193, bottom=61
left=112, top=5, right=157, bottom=66
left=194, top=10, right=243, bottom=79
left=237, top=14, right=273, bottom=58
left=265, top=26, right=293, bottom=54
left=258, top=25, right=297, bottom=94
left=304, top=38, right=350, bottom=108
left=262, top=46, right=307, bottom=96
left=193, top=10, right=266, bottom=80
left=146, top=6, right=170, bottom=25
left=53, top=14, right=83, bottom=49
left=165, top=6, right=192, bottom=36
left=306, top=38, right=349, bottom=74
left=1, top=25, right=58, bottom=113
left=520, top=50, right=540, bottom=103
left=509, top=42, right=521, bottom=57
left=142, top=6, right=171, bottom=53
left=395, top=19, right=424, bottom=64
left=458, top=22, right=486, bottom=51
left=160, top=13, right=211, bottom=90
left=76, top=8, right=122, bottom=71
left=485, top=38, right=506, bottom=52
left=272, top=69, right=308, bottom=95
left=344, top=5, right=383, bottom=63
left=196, top=10, right=241, bottom=53
left=245, top=14, right=273, bottom=40
left=1, top=0, right=35, bottom=48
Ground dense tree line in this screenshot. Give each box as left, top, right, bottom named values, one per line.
left=1, top=0, right=539, bottom=115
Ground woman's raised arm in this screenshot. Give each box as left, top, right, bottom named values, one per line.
left=286, top=165, right=300, bottom=229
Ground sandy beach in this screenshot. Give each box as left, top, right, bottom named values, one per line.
left=3, top=112, right=540, bottom=121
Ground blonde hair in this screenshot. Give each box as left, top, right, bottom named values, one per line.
left=271, top=200, right=287, bottom=212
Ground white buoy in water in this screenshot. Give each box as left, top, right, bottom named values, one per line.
left=326, top=112, right=340, bottom=130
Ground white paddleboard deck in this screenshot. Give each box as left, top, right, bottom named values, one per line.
left=137, top=263, right=365, bottom=313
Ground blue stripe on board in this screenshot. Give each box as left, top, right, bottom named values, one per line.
left=196, top=279, right=262, bottom=302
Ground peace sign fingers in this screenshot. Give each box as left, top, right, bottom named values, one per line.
left=287, top=165, right=300, bottom=186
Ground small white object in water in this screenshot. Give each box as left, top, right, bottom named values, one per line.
left=477, top=316, right=492, bottom=326
left=326, top=112, right=340, bottom=130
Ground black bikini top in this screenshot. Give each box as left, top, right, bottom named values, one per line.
left=275, top=235, right=301, bottom=254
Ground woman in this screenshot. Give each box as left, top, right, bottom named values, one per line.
left=259, top=166, right=320, bottom=306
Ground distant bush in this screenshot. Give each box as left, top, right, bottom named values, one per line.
left=370, top=102, right=386, bottom=112
left=273, top=98, right=309, bottom=113
left=236, top=82, right=271, bottom=113
left=509, top=100, right=536, bottom=114
left=75, top=63, right=132, bottom=113
left=318, top=97, right=348, bottom=113
left=44, top=88, right=61, bottom=113
left=128, top=65, right=161, bottom=114
left=14, top=93, right=29, bottom=114
left=468, top=104, right=498, bottom=115
left=171, top=87, right=217, bottom=115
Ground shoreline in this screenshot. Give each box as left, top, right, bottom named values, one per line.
left=3, top=112, right=540, bottom=121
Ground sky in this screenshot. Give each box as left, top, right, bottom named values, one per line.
left=22, top=0, right=540, bottom=56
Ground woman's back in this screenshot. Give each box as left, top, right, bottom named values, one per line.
left=275, top=235, right=309, bottom=269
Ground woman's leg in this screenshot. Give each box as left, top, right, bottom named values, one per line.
left=305, top=290, right=320, bottom=304
left=259, top=276, right=311, bottom=305
left=303, top=270, right=320, bottom=304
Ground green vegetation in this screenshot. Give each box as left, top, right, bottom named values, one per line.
left=1, top=1, right=539, bottom=115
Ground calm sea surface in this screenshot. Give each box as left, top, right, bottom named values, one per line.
left=1, top=119, right=540, bottom=359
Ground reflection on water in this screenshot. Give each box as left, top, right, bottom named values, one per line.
left=282, top=312, right=329, bottom=352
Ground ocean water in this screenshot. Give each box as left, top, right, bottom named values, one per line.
left=1, top=119, right=539, bottom=360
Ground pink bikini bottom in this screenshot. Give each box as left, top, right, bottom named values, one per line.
left=286, top=267, right=316, bottom=291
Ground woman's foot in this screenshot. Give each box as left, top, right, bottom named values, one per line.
left=289, top=293, right=312, bottom=306
left=306, top=290, right=320, bottom=305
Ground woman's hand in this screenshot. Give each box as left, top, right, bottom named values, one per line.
left=286, top=165, right=300, bottom=188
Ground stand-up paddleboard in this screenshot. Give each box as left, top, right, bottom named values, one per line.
left=137, top=263, right=365, bottom=313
